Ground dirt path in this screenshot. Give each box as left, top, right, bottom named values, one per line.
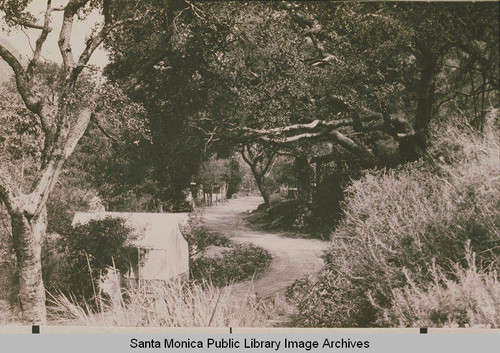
left=202, top=196, right=329, bottom=299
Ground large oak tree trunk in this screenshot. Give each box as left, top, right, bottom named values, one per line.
left=11, top=206, right=47, bottom=325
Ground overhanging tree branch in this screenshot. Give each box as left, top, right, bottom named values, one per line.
left=232, top=107, right=398, bottom=167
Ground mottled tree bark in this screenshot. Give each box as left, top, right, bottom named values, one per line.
left=11, top=207, right=47, bottom=324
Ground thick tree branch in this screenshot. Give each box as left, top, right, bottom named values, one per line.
left=0, top=40, right=54, bottom=168
left=261, top=153, right=276, bottom=177
left=19, top=21, right=46, bottom=30
left=238, top=118, right=378, bottom=167
left=239, top=117, right=349, bottom=138
left=327, top=130, right=375, bottom=164
left=238, top=110, right=382, bottom=141
left=29, top=108, right=93, bottom=216
left=0, top=43, right=42, bottom=116
left=240, top=145, right=252, bottom=166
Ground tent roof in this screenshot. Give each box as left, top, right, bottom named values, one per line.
left=72, top=212, right=189, bottom=250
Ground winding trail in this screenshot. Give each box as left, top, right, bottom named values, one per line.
left=202, top=196, right=329, bottom=299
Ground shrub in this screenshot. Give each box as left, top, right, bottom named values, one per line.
left=180, top=211, right=232, bottom=258
left=286, top=271, right=364, bottom=327
left=246, top=199, right=335, bottom=239
left=191, top=243, right=272, bottom=287
left=50, top=218, right=137, bottom=304
left=287, top=112, right=500, bottom=327
left=182, top=211, right=272, bottom=286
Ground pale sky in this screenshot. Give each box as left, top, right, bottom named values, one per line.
left=0, top=0, right=108, bottom=68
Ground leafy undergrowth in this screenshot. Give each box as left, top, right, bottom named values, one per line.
left=47, top=280, right=282, bottom=327
left=191, top=242, right=272, bottom=287
left=245, top=200, right=335, bottom=240
left=182, top=212, right=272, bottom=287
left=286, top=112, right=500, bottom=327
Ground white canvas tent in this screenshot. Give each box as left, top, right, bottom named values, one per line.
left=72, top=212, right=189, bottom=281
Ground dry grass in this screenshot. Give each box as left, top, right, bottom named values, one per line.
left=46, top=279, right=279, bottom=327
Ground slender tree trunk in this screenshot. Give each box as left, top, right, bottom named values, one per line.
left=471, top=73, right=487, bottom=131
left=253, top=174, right=270, bottom=207
left=295, top=156, right=313, bottom=205
left=400, top=44, right=438, bottom=161
left=414, top=45, right=438, bottom=141
left=240, top=147, right=275, bottom=208
left=313, top=162, right=321, bottom=205
left=11, top=206, right=47, bottom=325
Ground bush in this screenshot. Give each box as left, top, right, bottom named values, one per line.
left=181, top=211, right=232, bottom=258
left=286, top=271, right=365, bottom=327
left=191, top=243, right=272, bottom=287
left=48, top=218, right=137, bottom=304
left=287, top=112, right=500, bottom=327
left=246, top=199, right=335, bottom=239
left=182, top=211, right=272, bottom=286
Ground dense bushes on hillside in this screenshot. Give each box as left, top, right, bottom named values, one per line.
left=287, top=113, right=500, bottom=327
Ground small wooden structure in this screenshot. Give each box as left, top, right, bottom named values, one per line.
left=279, top=184, right=298, bottom=199
left=204, top=182, right=228, bottom=206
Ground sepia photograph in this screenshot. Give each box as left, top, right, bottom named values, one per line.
left=0, top=0, right=499, bottom=335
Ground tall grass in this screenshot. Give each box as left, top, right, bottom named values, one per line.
left=46, top=279, right=278, bottom=327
